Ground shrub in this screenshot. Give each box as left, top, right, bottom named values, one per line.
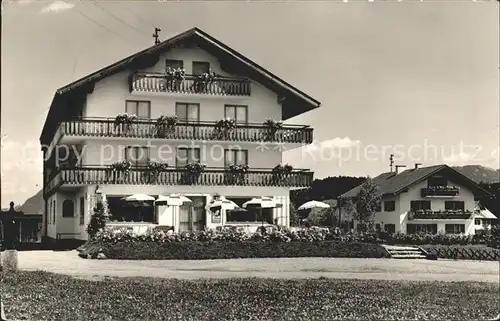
left=86, top=201, right=109, bottom=240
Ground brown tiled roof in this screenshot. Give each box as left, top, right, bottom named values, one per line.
left=341, top=164, right=492, bottom=198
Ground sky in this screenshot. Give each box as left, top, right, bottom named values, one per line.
left=1, top=0, right=499, bottom=208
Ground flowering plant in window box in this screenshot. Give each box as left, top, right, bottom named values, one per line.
left=214, top=117, right=237, bottom=139
left=107, top=160, right=132, bottom=182
left=155, top=115, right=178, bottom=138
left=227, top=163, right=249, bottom=185
left=194, top=70, right=217, bottom=92
left=114, top=113, right=137, bottom=132
left=165, top=67, right=186, bottom=81
left=146, top=161, right=169, bottom=183
left=183, top=163, right=207, bottom=184
left=272, top=163, right=293, bottom=183
left=263, top=118, right=283, bottom=141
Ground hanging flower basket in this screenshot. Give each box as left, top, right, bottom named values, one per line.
left=263, top=119, right=283, bottom=141
left=146, top=161, right=169, bottom=183
left=183, top=163, right=207, bottom=185
left=156, top=115, right=178, bottom=138
left=227, top=163, right=249, bottom=185
left=114, top=113, right=137, bottom=133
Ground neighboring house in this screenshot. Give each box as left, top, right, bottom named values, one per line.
left=39, top=27, right=320, bottom=242
left=340, top=164, right=496, bottom=235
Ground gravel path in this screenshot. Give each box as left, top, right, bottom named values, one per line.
left=14, top=250, right=500, bottom=283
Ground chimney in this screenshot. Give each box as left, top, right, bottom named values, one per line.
left=395, top=165, right=406, bottom=174
left=414, top=163, right=422, bottom=169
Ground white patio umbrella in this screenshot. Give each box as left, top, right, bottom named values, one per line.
left=155, top=194, right=192, bottom=206
left=298, top=200, right=330, bottom=211
left=121, top=194, right=155, bottom=222
left=242, top=196, right=276, bottom=209
left=205, top=196, right=240, bottom=212
left=242, top=197, right=277, bottom=227
left=122, top=194, right=155, bottom=202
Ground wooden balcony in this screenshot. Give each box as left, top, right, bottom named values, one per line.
left=130, top=72, right=251, bottom=96
left=421, top=186, right=460, bottom=197
left=46, top=166, right=313, bottom=196
left=55, top=118, right=313, bottom=144
left=408, top=210, right=473, bottom=220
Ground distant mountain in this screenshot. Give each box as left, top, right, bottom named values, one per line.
left=17, top=189, right=44, bottom=214
left=453, top=165, right=500, bottom=184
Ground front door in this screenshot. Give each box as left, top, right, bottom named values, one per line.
left=178, top=197, right=206, bottom=232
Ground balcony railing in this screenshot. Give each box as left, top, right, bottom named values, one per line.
left=421, top=186, right=460, bottom=197
left=46, top=166, right=313, bottom=195
left=56, top=118, right=313, bottom=144
left=130, top=72, right=251, bottom=96
left=408, top=210, right=473, bottom=220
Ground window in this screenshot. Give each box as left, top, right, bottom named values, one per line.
left=428, top=175, right=447, bottom=187
left=445, top=224, right=465, bottom=234
left=48, top=201, right=52, bottom=225
left=192, top=61, right=210, bottom=75
left=225, top=105, right=248, bottom=124
left=176, top=148, right=201, bottom=167
left=384, top=224, right=396, bottom=234
left=79, top=197, right=85, bottom=226
left=384, top=201, right=396, bottom=212
left=62, top=200, right=74, bottom=218
left=52, top=200, right=56, bottom=224
left=224, top=149, right=248, bottom=167
left=410, top=200, right=431, bottom=211
left=166, top=59, right=183, bottom=70
left=125, top=147, right=150, bottom=167
left=175, top=103, right=199, bottom=123
left=445, top=201, right=465, bottom=211
left=475, top=218, right=481, bottom=226
left=125, top=100, right=150, bottom=119
left=407, top=224, right=437, bottom=234
left=375, top=224, right=381, bottom=232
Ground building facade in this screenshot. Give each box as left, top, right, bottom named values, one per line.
left=40, top=28, right=320, bottom=241
left=341, top=164, right=496, bottom=235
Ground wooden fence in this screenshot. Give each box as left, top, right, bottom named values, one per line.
left=422, top=245, right=500, bottom=261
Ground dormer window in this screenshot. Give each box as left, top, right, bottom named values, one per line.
left=192, top=61, right=210, bottom=75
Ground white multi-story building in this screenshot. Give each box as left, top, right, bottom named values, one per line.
left=40, top=28, right=321, bottom=242
left=341, top=164, right=496, bottom=235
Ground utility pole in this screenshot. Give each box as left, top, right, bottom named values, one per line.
left=389, top=154, right=394, bottom=173
left=153, top=27, right=161, bottom=45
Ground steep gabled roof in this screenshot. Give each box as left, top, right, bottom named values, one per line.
left=40, top=27, right=321, bottom=145
left=341, top=164, right=492, bottom=199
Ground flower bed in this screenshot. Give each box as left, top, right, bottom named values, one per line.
left=2, top=271, right=498, bottom=321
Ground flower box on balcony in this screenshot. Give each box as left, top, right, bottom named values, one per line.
left=421, top=186, right=460, bottom=197
left=408, top=209, right=473, bottom=220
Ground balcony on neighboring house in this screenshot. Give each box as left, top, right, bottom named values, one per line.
left=408, top=209, right=474, bottom=220
left=421, top=186, right=460, bottom=198
left=45, top=166, right=313, bottom=196
left=46, top=118, right=313, bottom=154
left=129, top=72, right=251, bottom=96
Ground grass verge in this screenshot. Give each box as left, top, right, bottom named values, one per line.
left=2, top=271, right=498, bottom=321
left=78, top=240, right=389, bottom=260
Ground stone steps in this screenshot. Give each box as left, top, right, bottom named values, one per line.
left=382, top=245, right=428, bottom=259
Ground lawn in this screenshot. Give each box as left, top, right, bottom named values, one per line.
left=2, top=271, right=498, bottom=321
